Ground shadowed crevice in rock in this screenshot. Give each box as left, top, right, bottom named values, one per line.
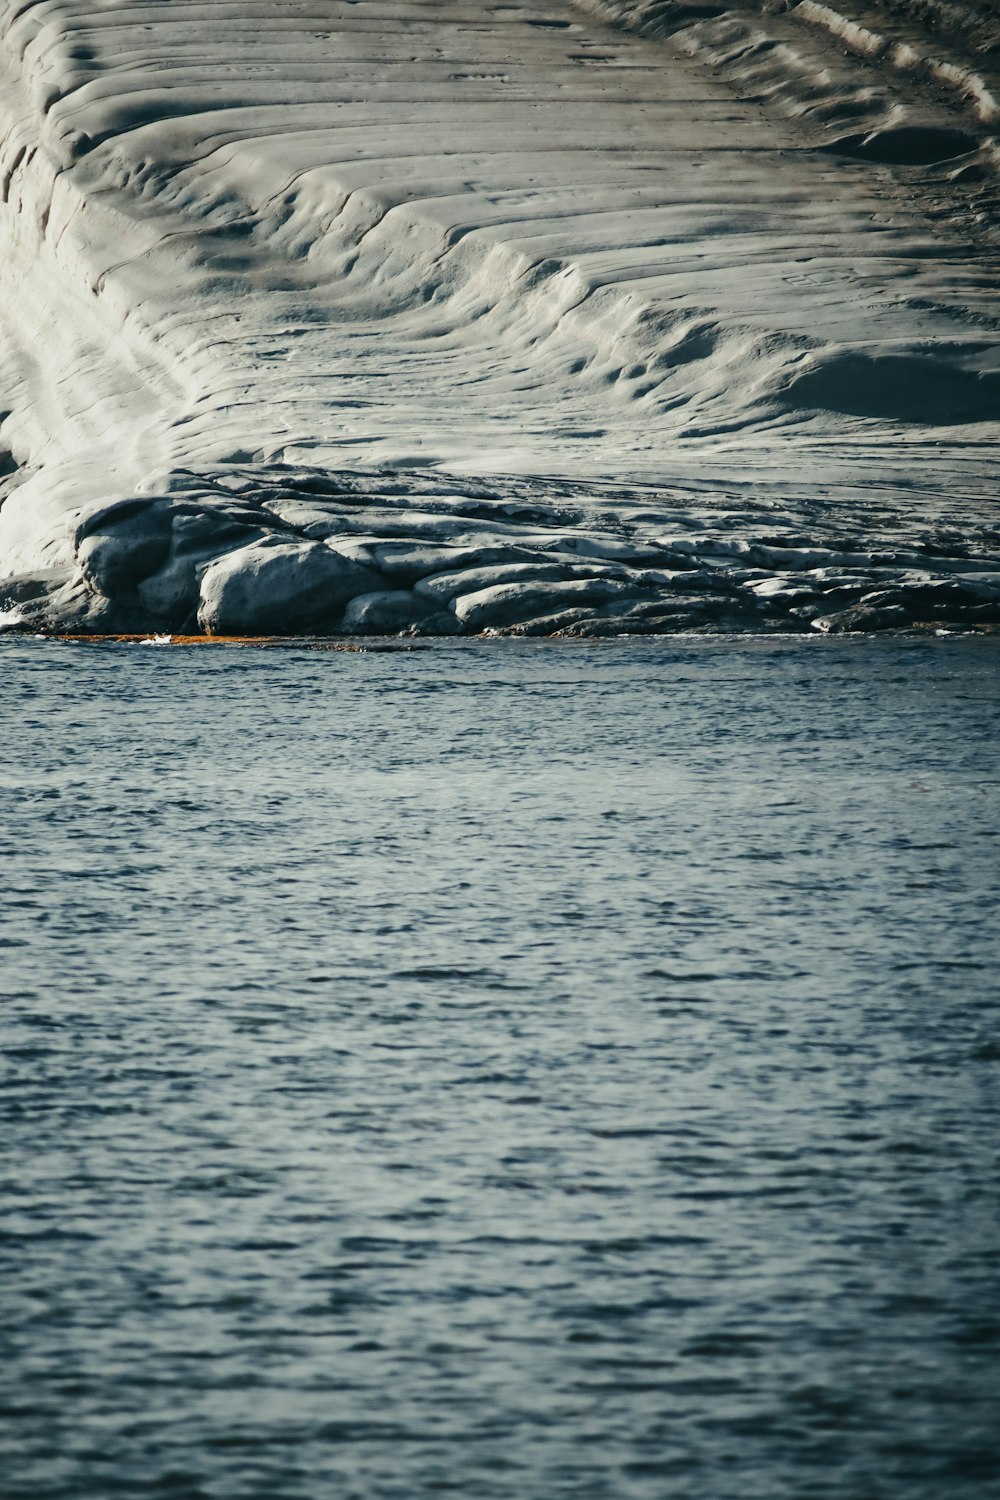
left=824, top=126, right=982, bottom=165
left=778, top=350, right=1000, bottom=423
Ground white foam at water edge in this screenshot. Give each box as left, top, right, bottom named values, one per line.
left=0, top=605, right=26, bottom=632
left=0, top=1, right=997, bottom=636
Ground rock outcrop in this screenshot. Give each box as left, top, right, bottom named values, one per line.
left=0, top=0, right=997, bottom=635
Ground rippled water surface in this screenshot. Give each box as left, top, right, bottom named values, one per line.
left=2, top=635, right=999, bottom=1500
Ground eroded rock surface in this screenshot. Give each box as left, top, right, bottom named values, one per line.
left=0, top=0, right=997, bottom=634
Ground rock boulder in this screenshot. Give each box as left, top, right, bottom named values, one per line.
left=197, top=540, right=381, bottom=635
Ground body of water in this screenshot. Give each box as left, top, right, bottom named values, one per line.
left=2, top=635, right=999, bottom=1498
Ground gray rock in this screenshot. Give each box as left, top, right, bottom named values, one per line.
left=126, top=509, right=273, bottom=628
left=0, top=570, right=70, bottom=609
left=341, top=589, right=437, bottom=634
left=258, top=500, right=351, bottom=537
left=43, top=575, right=117, bottom=632
left=746, top=575, right=820, bottom=606
left=858, top=579, right=1000, bottom=621
left=451, top=577, right=632, bottom=631
left=599, top=594, right=745, bottom=623
left=325, top=539, right=383, bottom=571
left=265, top=502, right=492, bottom=544
left=71, top=498, right=271, bottom=622
left=75, top=513, right=172, bottom=597
left=954, top=572, right=1000, bottom=595
left=372, top=542, right=536, bottom=584
left=528, top=532, right=670, bottom=564
left=417, top=560, right=625, bottom=605
left=637, top=565, right=750, bottom=594
left=136, top=556, right=200, bottom=627
left=197, top=540, right=381, bottom=634
left=403, top=610, right=463, bottom=637
left=811, top=604, right=911, bottom=634
left=171, top=509, right=267, bottom=562
left=505, top=607, right=602, bottom=636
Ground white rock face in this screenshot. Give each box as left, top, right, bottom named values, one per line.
left=0, top=0, right=997, bottom=633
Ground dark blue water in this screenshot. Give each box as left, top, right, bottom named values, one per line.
left=2, top=635, right=999, bottom=1500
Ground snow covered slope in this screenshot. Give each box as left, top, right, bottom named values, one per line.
left=0, top=0, right=998, bottom=635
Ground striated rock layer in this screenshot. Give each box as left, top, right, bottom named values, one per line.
left=0, top=0, right=998, bottom=637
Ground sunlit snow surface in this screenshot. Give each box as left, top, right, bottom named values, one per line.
left=0, top=0, right=998, bottom=632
